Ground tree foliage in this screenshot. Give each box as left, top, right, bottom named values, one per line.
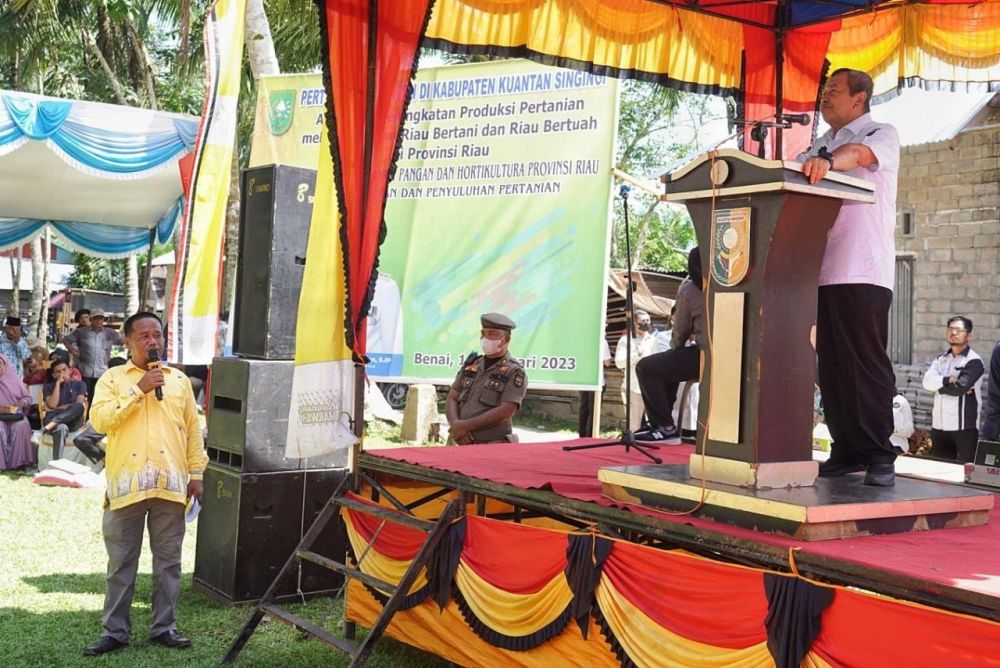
left=68, top=254, right=124, bottom=293
left=611, top=81, right=725, bottom=272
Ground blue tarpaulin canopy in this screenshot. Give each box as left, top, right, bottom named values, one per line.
left=0, top=90, right=199, bottom=258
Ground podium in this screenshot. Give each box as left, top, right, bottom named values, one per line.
left=597, top=149, right=994, bottom=539
left=665, top=149, right=873, bottom=488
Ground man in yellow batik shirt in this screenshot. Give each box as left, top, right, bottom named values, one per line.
left=83, top=312, right=207, bottom=656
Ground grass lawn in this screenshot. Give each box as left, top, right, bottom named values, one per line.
left=0, top=471, right=450, bottom=668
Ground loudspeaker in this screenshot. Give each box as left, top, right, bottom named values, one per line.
left=206, top=357, right=346, bottom=472
left=193, top=465, right=347, bottom=603
left=234, top=164, right=316, bottom=359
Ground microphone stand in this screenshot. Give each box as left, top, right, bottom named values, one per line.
left=564, top=185, right=662, bottom=464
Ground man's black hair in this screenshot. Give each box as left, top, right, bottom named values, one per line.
left=948, top=315, right=973, bottom=333
left=74, top=308, right=91, bottom=323
left=124, top=311, right=162, bottom=336
left=829, top=67, right=874, bottom=113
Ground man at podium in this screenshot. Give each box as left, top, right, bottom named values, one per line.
left=797, top=68, right=901, bottom=486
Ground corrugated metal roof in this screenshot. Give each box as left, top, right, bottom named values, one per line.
left=869, top=89, right=997, bottom=147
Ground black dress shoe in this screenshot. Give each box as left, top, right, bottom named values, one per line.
left=151, top=629, right=191, bottom=648
left=818, top=459, right=865, bottom=477
left=83, top=636, right=128, bottom=656
left=864, top=463, right=896, bottom=487
left=151, top=630, right=192, bottom=648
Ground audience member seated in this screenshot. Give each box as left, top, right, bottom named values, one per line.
left=62, top=356, right=125, bottom=465
left=24, top=349, right=83, bottom=386
left=634, top=247, right=705, bottom=445
left=23, top=340, right=50, bottom=384
left=42, top=357, right=89, bottom=460
left=0, top=353, right=35, bottom=470
left=71, top=423, right=106, bottom=464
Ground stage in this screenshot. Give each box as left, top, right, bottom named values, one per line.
left=340, top=440, right=1000, bottom=666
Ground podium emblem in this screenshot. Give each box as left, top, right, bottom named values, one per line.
left=711, top=207, right=751, bottom=286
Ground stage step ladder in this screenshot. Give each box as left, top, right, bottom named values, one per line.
left=222, top=481, right=461, bottom=667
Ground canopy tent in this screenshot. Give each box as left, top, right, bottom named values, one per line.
left=0, top=90, right=198, bottom=258
left=288, top=0, right=1000, bottom=458
left=312, top=0, right=1000, bottom=366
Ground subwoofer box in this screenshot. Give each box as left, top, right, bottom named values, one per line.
left=193, top=465, right=347, bottom=603
left=234, top=164, right=315, bottom=359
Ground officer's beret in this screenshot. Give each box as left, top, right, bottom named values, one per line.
left=481, top=312, right=516, bottom=332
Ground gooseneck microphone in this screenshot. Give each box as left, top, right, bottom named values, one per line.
left=147, top=348, right=163, bottom=401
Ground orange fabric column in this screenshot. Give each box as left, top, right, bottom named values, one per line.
left=320, top=0, right=433, bottom=357
left=781, top=25, right=835, bottom=158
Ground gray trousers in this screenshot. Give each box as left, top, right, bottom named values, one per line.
left=101, top=498, right=185, bottom=642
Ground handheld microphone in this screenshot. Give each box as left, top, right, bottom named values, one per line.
left=147, top=348, right=163, bottom=401
left=778, top=113, right=811, bottom=126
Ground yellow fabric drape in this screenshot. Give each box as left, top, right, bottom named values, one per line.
left=454, top=559, right=575, bottom=637
left=800, top=651, right=835, bottom=668
left=425, top=0, right=744, bottom=93
left=168, top=0, right=246, bottom=363
left=284, top=124, right=357, bottom=458
left=595, top=577, right=775, bottom=668
left=829, top=2, right=1000, bottom=97
left=346, top=579, right=619, bottom=667
left=342, top=507, right=428, bottom=596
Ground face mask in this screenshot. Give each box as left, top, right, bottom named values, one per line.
left=481, top=337, right=503, bottom=355
left=638, top=322, right=652, bottom=332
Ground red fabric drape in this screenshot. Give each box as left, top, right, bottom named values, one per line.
left=462, top=516, right=569, bottom=594
left=321, top=0, right=431, bottom=357
left=813, top=587, right=1000, bottom=667
left=602, top=540, right=770, bottom=648
left=343, top=492, right=429, bottom=559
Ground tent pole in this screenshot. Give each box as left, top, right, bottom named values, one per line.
left=140, top=227, right=156, bottom=310
left=774, top=0, right=790, bottom=160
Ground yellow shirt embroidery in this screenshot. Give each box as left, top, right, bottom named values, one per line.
left=91, top=361, right=208, bottom=510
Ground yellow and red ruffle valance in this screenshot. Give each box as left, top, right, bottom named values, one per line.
left=341, top=503, right=1000, bottom=667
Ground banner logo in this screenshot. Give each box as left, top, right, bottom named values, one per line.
left=711, top=207, right=751, bottom=287
left=268, top=90, right=295, bottom=135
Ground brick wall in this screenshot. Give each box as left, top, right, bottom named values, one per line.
left=895, top=121, right=1000, bottom=372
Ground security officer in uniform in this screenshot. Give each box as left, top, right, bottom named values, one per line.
left=446, top=313, right=527, bottom=444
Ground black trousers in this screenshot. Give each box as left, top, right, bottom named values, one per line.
left=84, top=377, right=99, bottom=406
left=636, top=346, right=700, bottom=429
left=817, top=284, right=897, bottom=466
left=930, top=428, right=979, bottom=463
left=46, top=402, right=86, bottom=459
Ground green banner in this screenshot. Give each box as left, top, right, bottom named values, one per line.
left=368, top=60, right=618, bottom=389
left=249, top=73, right=326, bottom=169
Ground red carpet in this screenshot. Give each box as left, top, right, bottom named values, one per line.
left=368, top=439, right=1000, bottom=601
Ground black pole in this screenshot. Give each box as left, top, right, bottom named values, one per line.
left=139, top=227, right=156, bottom=310
left=563, top=185, right=661, bottom=463
left=621, top=184, right=635, bottom=440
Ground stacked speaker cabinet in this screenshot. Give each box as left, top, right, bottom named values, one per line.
left=234, top=164, right=315, bottom=360
left=193, top=466, right=347, bottom=603
left=196, top=164, right=349, bottom=603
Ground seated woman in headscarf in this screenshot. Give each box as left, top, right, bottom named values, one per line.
left=0, top=354, right=35, bottom=470
left=42, top=356, right=88, bottom=459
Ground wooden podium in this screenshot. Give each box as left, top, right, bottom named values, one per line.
left=598, top=149, right=994, bottom=540
left=666, top=149, right=875, bottom=488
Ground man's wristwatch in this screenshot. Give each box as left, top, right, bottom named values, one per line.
left=817, top=147, right=835, bottom=168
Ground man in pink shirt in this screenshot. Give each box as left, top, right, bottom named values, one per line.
left=799, top=68, right=900, bottom=486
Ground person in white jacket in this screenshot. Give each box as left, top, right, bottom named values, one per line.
left=615, top=310, right=658, bottom=432
left=922, top=316, right=984, bottom=462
